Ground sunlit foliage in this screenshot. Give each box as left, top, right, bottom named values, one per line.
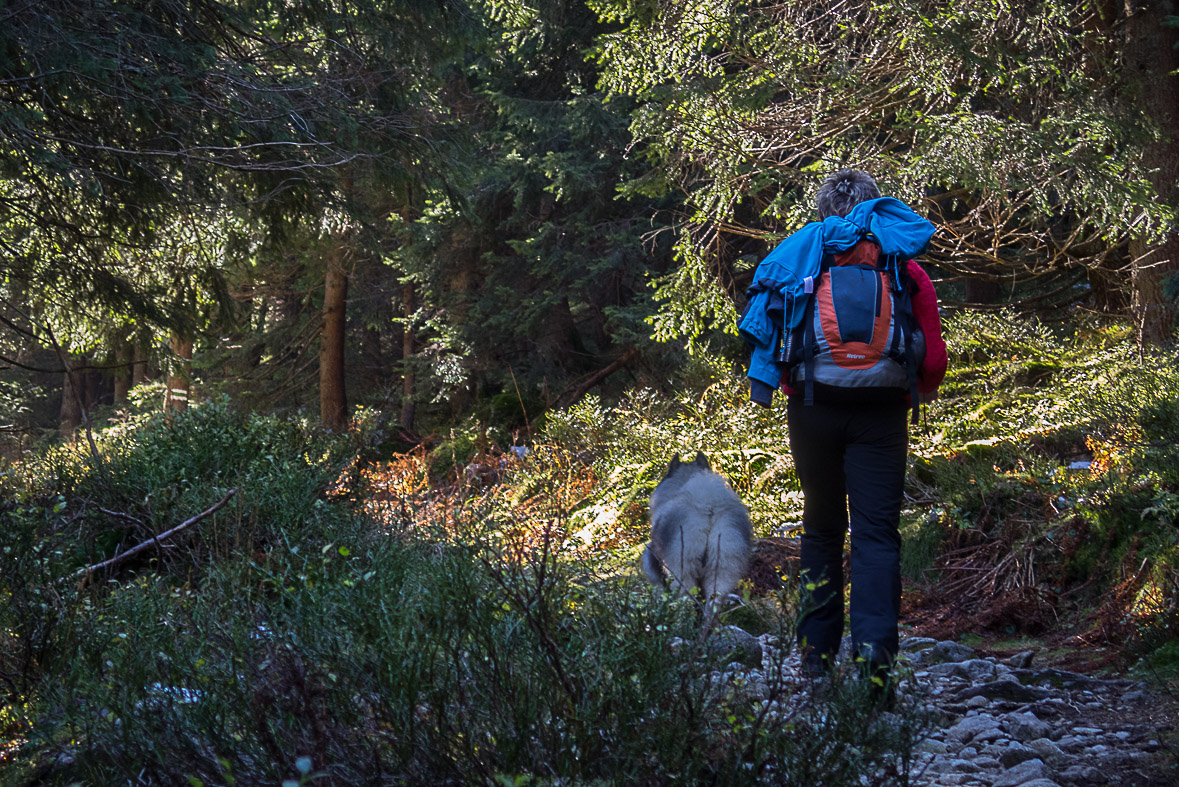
left=588, top=0, right=1174, bottom=336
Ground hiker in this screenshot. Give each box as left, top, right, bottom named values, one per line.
left=740, top=169, right=947, bottom=697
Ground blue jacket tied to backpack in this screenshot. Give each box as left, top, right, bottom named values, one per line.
left=739, top=198, right=935, bottom=406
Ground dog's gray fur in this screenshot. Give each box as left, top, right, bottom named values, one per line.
left=641, top=452, right=752, bottom=617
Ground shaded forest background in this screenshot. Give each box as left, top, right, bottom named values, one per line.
left=3, top=2, right=1179, bottom=784
left=1, top=0, right=1176, bottom=445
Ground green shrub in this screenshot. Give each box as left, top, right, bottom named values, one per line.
left=898, top=309, right=1179, bottom=645
left=0, top=400, right=361, bottom=736
left=2, top=398, right=356, bottom=576
left=8, top=309, right=1179, bottom=783
left=2, top=402, right=930, bottom=786
left=9, top=514, right=928, bottom=786
left=428, top=421, right=486, bottom=481
left=543, top=352, right=800, bottom=542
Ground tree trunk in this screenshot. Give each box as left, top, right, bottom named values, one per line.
left=400, top=282, right=416, bottom=433
left=538, top=295, right=585, bottom=371
left=320, top=247, right=349, bottom=431
left=165, top=334, right=193, bottom=413
left=1088, top=263, right=1129, bottom=314
left=131, top=336, right=149, bottom=387
left=85, top=366, right=103, bottom=411
left=59, top=354, right=83, bottom=439
left=964, top=277, right=1002, bottom=306
left=1125, top=0, right=1179, bottom=346
left=112, top=331, right=133, bottom=406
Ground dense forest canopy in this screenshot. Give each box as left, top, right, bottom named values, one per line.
left=589, top=0, right=1178, bottom=341
left=0, top=0, right=1176, bottom=443
left=3, top=3, right=1179, bottom=784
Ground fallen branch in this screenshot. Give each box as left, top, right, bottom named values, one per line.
left=96, top=507, right=148, bottom=528
left=553, top=348, right=640, bottom=409
left=70, top=488, right=237, bottom=583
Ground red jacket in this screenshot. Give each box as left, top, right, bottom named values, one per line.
left=906, top=259, right=947, bottom=395
left=783, top=243, right=946, bottom=398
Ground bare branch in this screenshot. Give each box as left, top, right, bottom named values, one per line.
left=70, top=488, right=238, bottom=584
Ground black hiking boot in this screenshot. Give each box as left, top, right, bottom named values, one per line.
left=854, top=643, right=896, bottom=711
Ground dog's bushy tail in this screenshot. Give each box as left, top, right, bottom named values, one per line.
left=641, top=545, right=667, bottom=588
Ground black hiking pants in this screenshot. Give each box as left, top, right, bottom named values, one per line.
left=787, top=396, right=909, bottom=671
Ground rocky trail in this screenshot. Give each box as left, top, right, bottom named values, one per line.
left=893, top=638, right=1175, bottom=786
left=708, top=628, right=1179, bottom=786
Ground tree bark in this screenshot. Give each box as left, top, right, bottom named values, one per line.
left=59, top=354, right=82, bottom=438
left=165, top=334, right=193, bottom=413
left=538, top=295, right=585, bottom=370
left=320, top=246, right=350, bottom=431
left=1088, top=264, right=1130, bottom=314
left=1124, top=0, right=1179, bottom=346
left=85, top=366, right=103, bottom=412
left=553, top=347, right=640, bottom=409
left=964, top=277, right=1002, bottom=306
left=400, top=281, right=416, bottom=433
left=112, top=331, right=133, bottom=406
left=131, top=337, right=149, bottom=388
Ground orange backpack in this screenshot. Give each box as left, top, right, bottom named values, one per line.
left=781, top=240, right=924, bottom=421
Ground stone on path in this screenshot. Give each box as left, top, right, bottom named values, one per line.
left=707, top=625, right=762, bottom=667
left=1006, top=650, right=1036, bottom=669
left=1025, top=738, right=1066, bottom=766
left=1003, top=711, right=1053, bottom=742
left=991, top=758, right=1051, bottom=787
left=930, top=640, right=976, bottom=663
left=956, top=679, right=1052, bottom=703
left=946, top=714, right=1001, bottom=744
left=999, top=741, right=1041, bottom=768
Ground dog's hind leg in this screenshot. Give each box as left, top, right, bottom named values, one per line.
left=700, top=529, right=749, bottom=623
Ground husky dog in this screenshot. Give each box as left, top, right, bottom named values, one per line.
left=641, top=452, right=752, bottom=618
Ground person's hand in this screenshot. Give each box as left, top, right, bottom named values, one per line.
left=920, top=390, right=939, bottom=404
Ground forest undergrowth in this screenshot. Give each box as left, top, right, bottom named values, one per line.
left=1, top=311, right=1178, bottom=784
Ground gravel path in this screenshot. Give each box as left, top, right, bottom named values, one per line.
left=894, top=638, right=1174, bottom=786
left=711, top=628, right=1178, bottom=786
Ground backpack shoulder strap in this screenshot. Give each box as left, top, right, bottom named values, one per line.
left=801, top=252, right=834, bottom=406
left=882, top=252, right=922, bottom=424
